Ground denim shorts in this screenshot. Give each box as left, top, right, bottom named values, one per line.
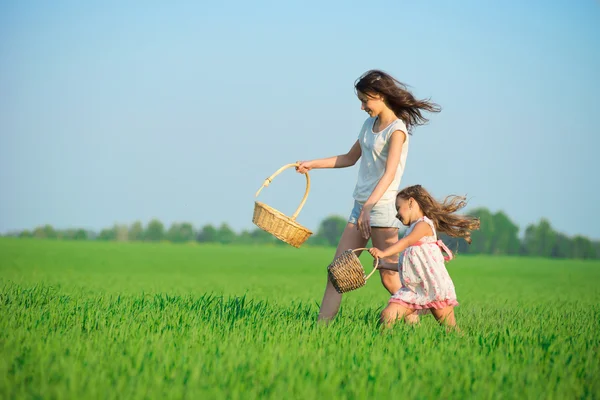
left=348, top=200, right=401, bottom=228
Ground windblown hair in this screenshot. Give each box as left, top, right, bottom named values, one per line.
left=398, top=185, right=480, bottom=244
left=355, top=69, right=441, bottom=132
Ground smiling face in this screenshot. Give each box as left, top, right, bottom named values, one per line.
left=395, top=196, right=419, bottom=226
left=357, top=91, right=386, bottom=117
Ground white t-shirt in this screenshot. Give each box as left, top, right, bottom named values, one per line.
left=352, top=117, right=409, bottom=204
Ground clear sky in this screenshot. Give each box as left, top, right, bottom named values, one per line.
left=1, top=0, right=599, bottom=239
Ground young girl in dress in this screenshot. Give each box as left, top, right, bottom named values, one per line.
left=296, top=70, right=440, bottom=322
left=369, top=185, right=480, bottom=329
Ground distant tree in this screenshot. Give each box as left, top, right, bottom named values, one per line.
left=306, top=234, right=329, bottom=247
left=97, top=227, right=116, bottom=241
left=167, top=223, right=181, bottom=243
left=551, top=233, right=572, bottom=258
left=33, top=225, right=58, bottom=239
left=179, top=223, right=195, bottom=242
left=315, top=215, right=347, bottom=247
left=73, top=229, right=87, bottom=240
left=522, top=219, right=556, bottom=257
left=217, top=223, right=236, bottom=244
left=436, top=208, right=518, bottom=256
left=197, top=224, right=217, bottom=242
left=7, top=231, right=24, bottom=237
left=250, top=228, right=277, bottom=244
left=490, top=211, right=520, bottom=255
left=19, top=230, right=33, bottom=238
left=466, top=208, right=494, bottom=254
left=60, top=229, right=87, bottom=240
left=237, top=229, right=254, bottom=244
left=144, top=219, right=164, bottom=241
left=59, top=229, right=73, bottom=240
left=115, top=225, right=129, bottom=241
left=129, top=221, right=144, bottom=241
left=167, top=222, right=195, bottom=243
left=571, top=235, right=595, bottom=259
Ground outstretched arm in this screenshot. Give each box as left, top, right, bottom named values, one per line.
left=296, top=140, right=361, bottom=173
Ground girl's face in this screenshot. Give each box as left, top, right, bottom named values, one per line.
left=395, top=197, right=413, bottom=226
left=357, top=91, right=385, bottom=117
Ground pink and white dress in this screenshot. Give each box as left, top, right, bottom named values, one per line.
left=390, top=216, right=459, bottom=310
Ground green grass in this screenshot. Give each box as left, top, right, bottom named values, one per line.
left=1, top=238, right=599, bottom=399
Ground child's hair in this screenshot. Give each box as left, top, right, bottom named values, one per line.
left=398, top=185, right=480, bottom=244
left=354, top=70, right=441, bottom=132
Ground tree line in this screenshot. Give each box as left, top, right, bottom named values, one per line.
left=4, top=207, right=599, bottom=259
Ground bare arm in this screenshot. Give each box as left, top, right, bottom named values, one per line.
left=369, top=221, right=432, bottom=259
left=296, top=140, right=361, bottom=173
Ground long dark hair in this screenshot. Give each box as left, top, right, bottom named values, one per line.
left=355, top=69, right=441, bottom=132
left=398, top=185, right=480, bottom=244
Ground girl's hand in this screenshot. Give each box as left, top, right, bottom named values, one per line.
left=368, top=247, right=385, bottom=259
left=295, top=161, right=313, bottom=174
left=357, top=206, right=372, bottom=239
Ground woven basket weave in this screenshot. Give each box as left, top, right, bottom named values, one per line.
left=328, top=248, right=379, bottom=294
left=252, top=163, right=312, bottom=248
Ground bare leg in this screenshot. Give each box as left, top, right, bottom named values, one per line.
left=371, top=227, right=420, bottom=324
left=370, top=227, right=401, bottom=294
left=379, top=302, right=415, bottom=328
left=431, top=306, right=459, bottom=332
left=318, top=223, right=368, bottom=323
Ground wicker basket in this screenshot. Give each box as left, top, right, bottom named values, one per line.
left=328, top=248, right=379, bottom=294
left=252, top=163, right=313, bottom=248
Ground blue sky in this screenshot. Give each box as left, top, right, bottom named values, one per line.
left=1, top=0, right=599, bottom=239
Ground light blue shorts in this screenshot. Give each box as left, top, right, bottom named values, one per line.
left=348, top=200, right=401, bottom=229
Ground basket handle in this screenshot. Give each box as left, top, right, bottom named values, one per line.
left=350, top=248, right=380, bottom=281
left=254, top=163, right=310, bottom=220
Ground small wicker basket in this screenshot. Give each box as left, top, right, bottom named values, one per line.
left=252, top=163, right=313, bottom=248
left=327, top=248, right=379, bottom=294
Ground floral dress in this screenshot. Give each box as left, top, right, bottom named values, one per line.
left=390, top=216, right=458, bottom=309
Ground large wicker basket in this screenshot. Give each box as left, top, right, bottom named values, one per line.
left=328, top=248, right=379, bottom=293
left=252, top=163, right=313, bottom=248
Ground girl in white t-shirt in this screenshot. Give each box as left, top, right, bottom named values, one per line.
left=296, top=70, right=441, bottom=322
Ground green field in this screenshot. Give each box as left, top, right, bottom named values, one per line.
left=1, top=238, right=599, bottom=399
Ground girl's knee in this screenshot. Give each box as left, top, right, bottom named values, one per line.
left=380, top=304, right=405, bottom=325
left=379, top=308, right=395, bottom=325
left=432, top=306, right=456, bottom=325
